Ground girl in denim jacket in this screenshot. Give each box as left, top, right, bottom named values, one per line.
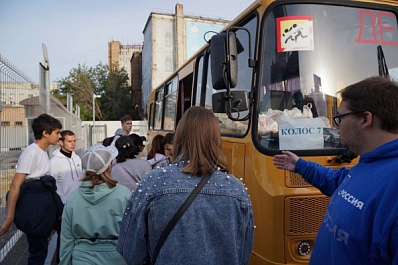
left=117, top=106, right=254, bottom=265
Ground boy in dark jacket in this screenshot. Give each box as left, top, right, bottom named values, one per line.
left=0, top=114, right=63, bottom=265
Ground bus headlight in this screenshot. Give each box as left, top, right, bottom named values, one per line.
left=298, top=241, right=311, bottom=256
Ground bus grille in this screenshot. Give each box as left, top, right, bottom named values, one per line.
left=286, top=196, right=329, bottom=235
left=285, top=165, right=352, bottom=188
left=285, top=171, right=311, bottom=187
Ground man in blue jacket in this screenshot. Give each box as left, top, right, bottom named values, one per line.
left=273, top=76, right=398, bottom=264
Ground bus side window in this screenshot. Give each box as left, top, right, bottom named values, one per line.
left=177, top=73, right=193, bottom=126
left=194, top=52, right=210, bottom=107
left=149, top=103, right=154, bottom=130
left=154, top=88, right=164, bottom=130
left=164, top=77, right=178, bottom=131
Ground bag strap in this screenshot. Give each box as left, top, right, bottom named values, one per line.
left=153, top=157, right=168, bottom=167
left=116, top=164, right=137, bottom=188
left=151, top=172, right=212, bottom=265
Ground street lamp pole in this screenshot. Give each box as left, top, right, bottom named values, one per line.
left=93, top=93, right=96, bottom=145
left=92, top=93, right=101, bottom=144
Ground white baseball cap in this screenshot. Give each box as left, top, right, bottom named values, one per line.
left=82, top=144, right=118, bottom=174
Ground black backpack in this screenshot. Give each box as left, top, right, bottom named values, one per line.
left=102, top=136, right=115, bottom=146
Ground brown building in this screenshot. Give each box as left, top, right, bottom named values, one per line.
left=130, top=52, right=143, bottom=118
left=108, top=41, right=143, bottom=86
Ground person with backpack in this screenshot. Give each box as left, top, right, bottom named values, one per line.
left=103, top=115, right=133, bottom=147
left=111, top=136, right=151, bottom=191
left=146, top=135, right=169, bottom=169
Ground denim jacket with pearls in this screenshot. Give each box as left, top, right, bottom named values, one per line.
left=116, top=162, right=254, bottom=265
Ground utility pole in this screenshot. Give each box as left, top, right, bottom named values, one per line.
left=92, top=93, right=101, bottom=144
left=93, top=93, right=95, bottom=144
left=39, top=43, right=51, bottom=114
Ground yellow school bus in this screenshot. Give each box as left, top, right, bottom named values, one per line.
left=147, top=0, right=398, bottom=263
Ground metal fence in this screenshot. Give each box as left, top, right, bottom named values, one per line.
left=0, top=54, right=83, bottom=264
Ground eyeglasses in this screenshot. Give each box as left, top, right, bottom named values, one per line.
left=333, top=111, right=364, bottom=127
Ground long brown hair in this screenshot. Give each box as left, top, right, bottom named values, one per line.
left=147, top=134, right=165, bottom=160
left=173, top=106, right=228, bottom=176
left=81, top=165, right=117, bottom=189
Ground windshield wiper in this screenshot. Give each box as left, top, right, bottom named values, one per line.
left=378, top=45, right=389, bottom=77
left=328, top=150, right=358, bottom=164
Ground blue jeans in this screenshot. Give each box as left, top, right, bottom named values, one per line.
left=26, top=234, right=48, bottom=265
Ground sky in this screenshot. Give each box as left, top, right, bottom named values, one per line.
left=0, top=0, right=254, bottom=84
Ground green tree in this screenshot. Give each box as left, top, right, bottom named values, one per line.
left=99, top=64, right=133, bottom=120
left=55, top=63, right=133, bottom=121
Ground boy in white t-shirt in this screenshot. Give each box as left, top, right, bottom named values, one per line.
left=0, top=114, right=62, bottom=264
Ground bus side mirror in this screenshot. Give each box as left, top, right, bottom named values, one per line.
left=212, top=90, right=249, bottom=113
left=210, top=32, right=239, bottom=90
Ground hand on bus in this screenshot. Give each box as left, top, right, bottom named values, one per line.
left=273, top=151, right=299, bottom=172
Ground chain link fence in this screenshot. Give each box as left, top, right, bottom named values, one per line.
left=0, top=54, right=83, bottom=264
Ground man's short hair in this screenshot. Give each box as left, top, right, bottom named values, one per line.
left=340, top=76, right=398, bottom=132
left=60, top=130, right=75, bottom=141
left=162, top=133, right=174, bottom=146
left=120, top=115, right=132, bottom=124
left=32, top=114, right=62, bottom=140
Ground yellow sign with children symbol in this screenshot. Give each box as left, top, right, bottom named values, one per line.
left=277, top=16, right=314, bottom=52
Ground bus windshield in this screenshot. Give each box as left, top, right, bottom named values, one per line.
left=257, top=3, right=398, bottom=152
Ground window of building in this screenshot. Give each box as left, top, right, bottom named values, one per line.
left=1, top=121, right=10, bottom=126
left=165, top=57, right=172, bottom=72
left=10, top=93, right=15, bottom=104
left=15, top=121, right=23, bottom=126
left=165, top=32, right=172, bottom=47
left=19, top=94, right=24, bottom=100
left=28, top=94, right=33, bottom=98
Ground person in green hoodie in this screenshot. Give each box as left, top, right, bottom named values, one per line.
left=59, top=144, right=130, bottom=265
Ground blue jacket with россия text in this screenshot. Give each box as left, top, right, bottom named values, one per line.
left=295, top=138, right=398, bottom=264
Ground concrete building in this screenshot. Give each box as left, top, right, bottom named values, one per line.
left=0, top=82, right=67, bottom=151
left=141, top=3, right=229, bottom=112
left=108, top=41, right=143, bottom=85
left=0, top=82, right=58, bottom=107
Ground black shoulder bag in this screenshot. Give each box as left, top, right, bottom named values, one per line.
left=151, top=172, right=212, bottom=265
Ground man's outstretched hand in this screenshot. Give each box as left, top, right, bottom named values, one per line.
left=273, top=151, right=299, bottom=172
